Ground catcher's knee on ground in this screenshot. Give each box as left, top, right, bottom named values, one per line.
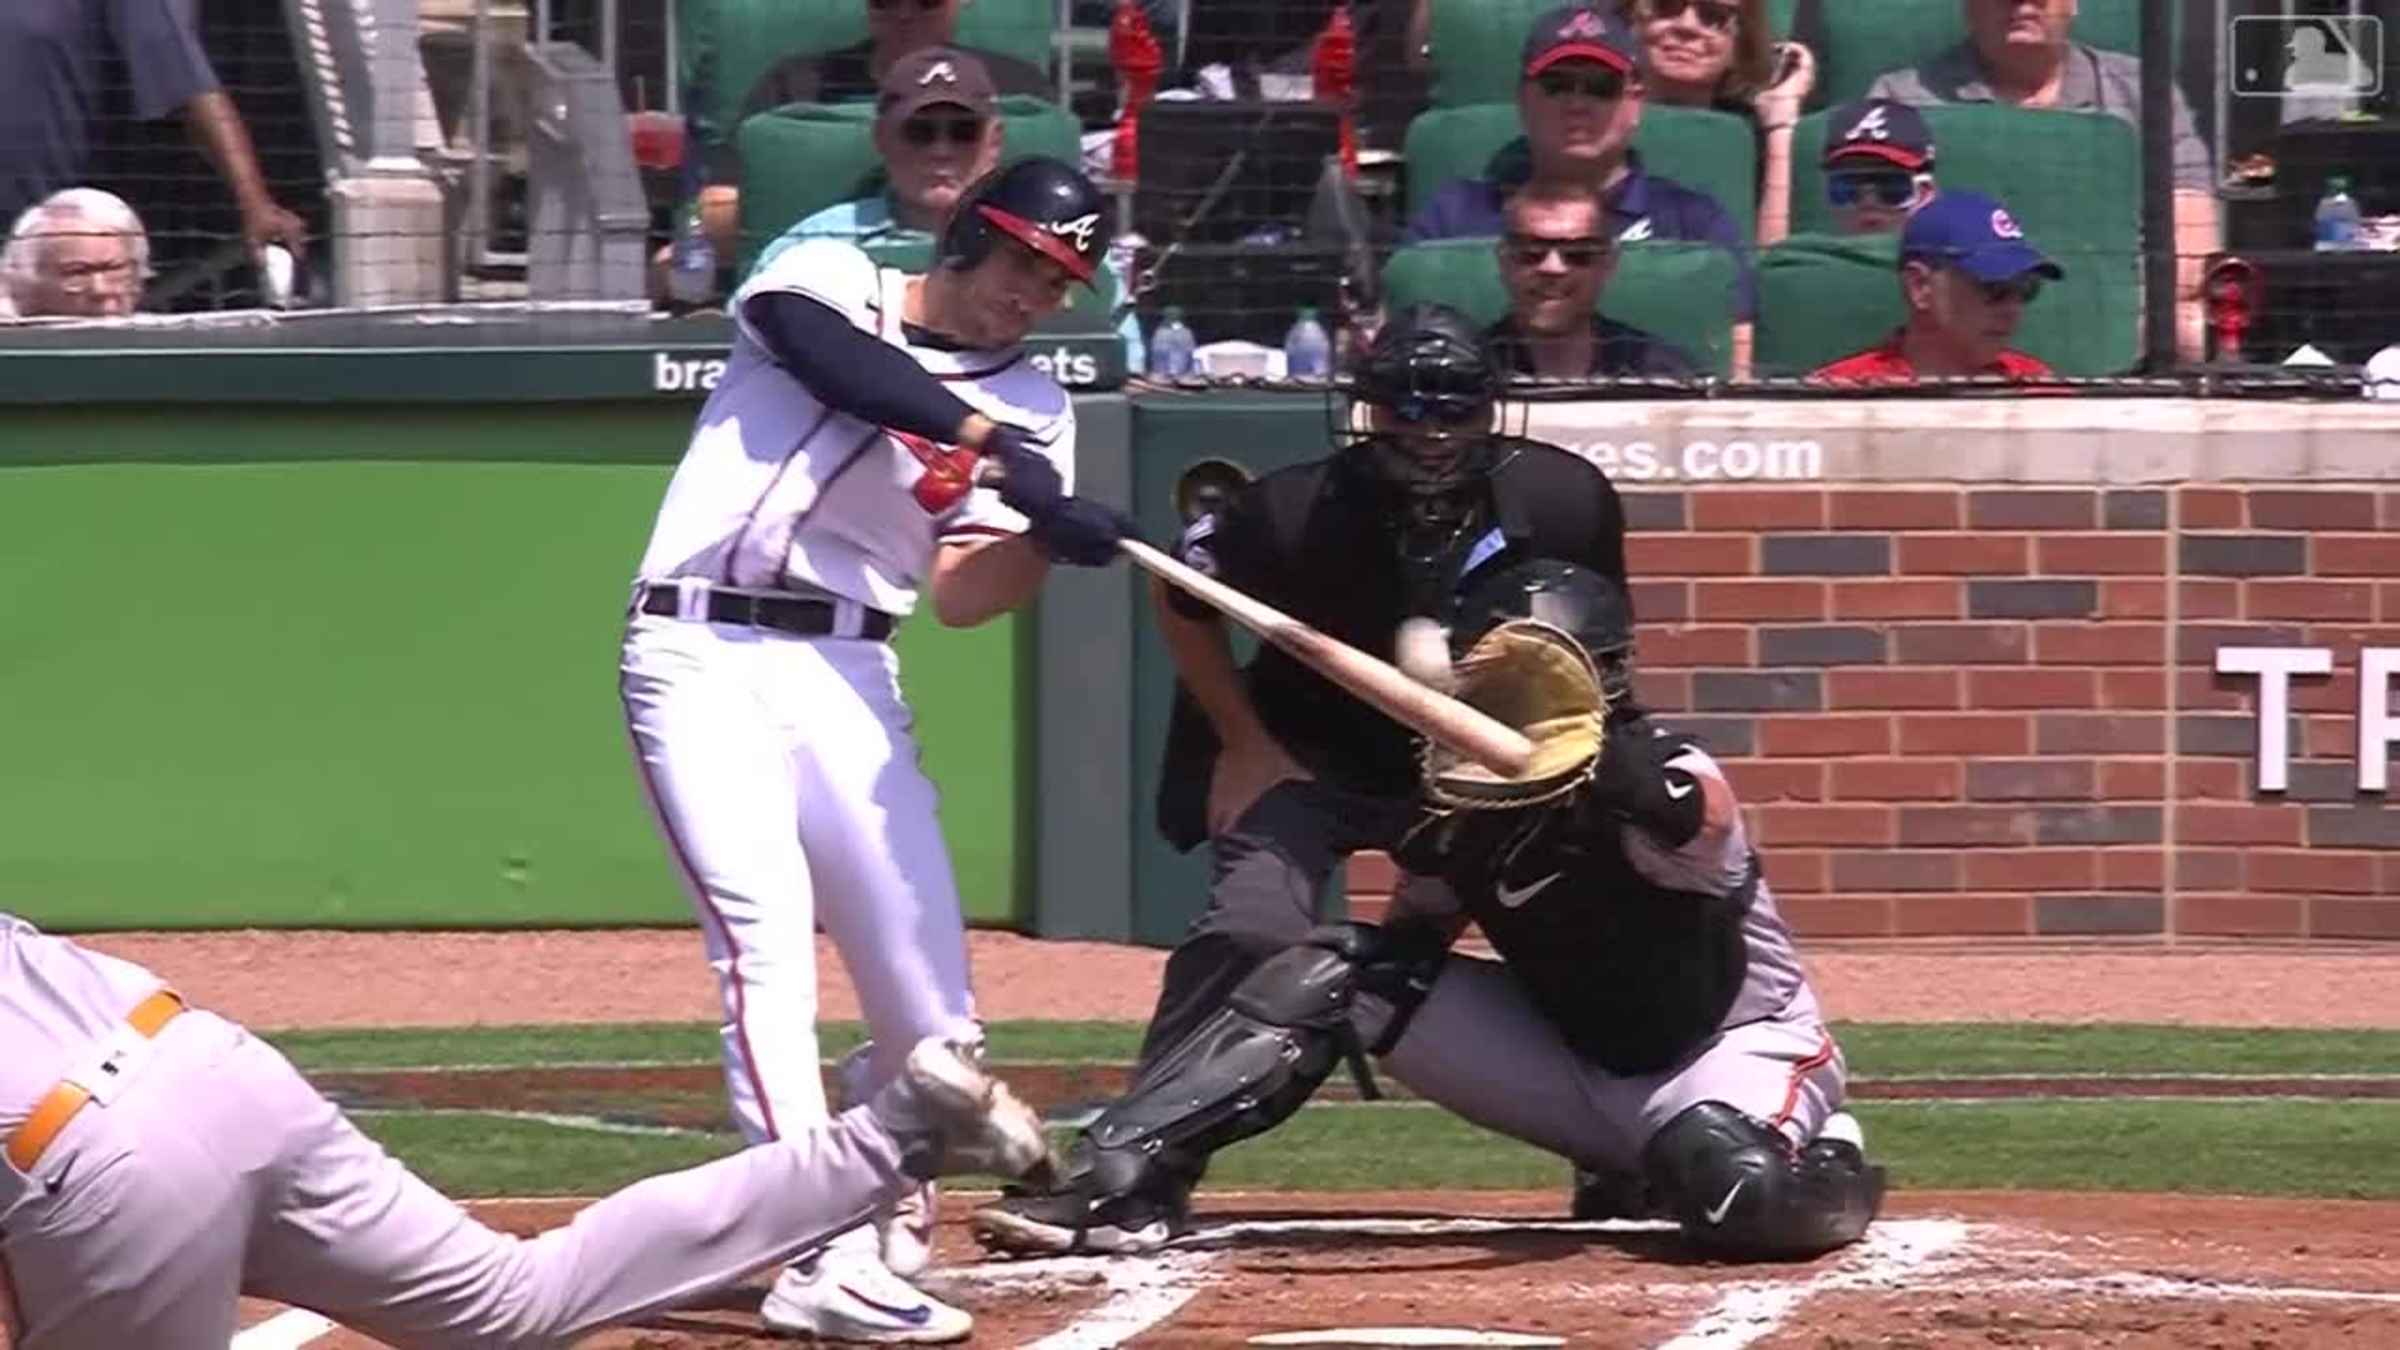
left=1074, top=921, right=1448, bottom=1206
left=1641, top=1102, right=1886, bottom=1260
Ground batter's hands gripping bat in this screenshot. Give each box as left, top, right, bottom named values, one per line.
left=971, top=454, right=1534, bottom=776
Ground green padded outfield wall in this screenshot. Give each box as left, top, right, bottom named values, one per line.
left=0, top=392, right=1028, bottom=932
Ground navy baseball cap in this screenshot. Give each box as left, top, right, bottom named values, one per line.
left=1900, top=190, right=2064, bottom=282
left=1823, top=98, right=1935, bottom=171
left=1522, top=5, right=1642, bottom=79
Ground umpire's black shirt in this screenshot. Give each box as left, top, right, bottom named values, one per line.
left=1160, top=439, right=1627, bottom=840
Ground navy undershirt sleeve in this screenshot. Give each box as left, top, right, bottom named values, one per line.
left=744, top=290, right=981, bottom=446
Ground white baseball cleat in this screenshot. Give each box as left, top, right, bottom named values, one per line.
left=1815, top=1111, right=1865, bottom=1151
left=879, top=1180, right=939, bottom=1278
left=870, top=1038, right=1053, bottom=1182
left=761, top=1250, right=970, bottom=1344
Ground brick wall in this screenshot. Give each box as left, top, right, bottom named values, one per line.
left=1347, top=485, right=2400, bottom=943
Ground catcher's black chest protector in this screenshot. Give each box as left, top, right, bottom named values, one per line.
left=1404, top=805, right=1755, bottom=1076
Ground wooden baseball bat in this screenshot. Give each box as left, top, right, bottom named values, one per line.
left=967, top=453, right=1534, bottom=776
left=1119, top=539, right=1535, bottom=777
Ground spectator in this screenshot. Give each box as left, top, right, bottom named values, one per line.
left=1864, top=0, right=2215, bottom=360
left=1486, top=181, right=1695, bottom=378
left=3, top=188, right=149, bottom=320
left=0, top=1, right=306, bottom=259
left=1811, top=188, right=2060, bottom=385
left=1820, top=98, right=1938, bottom=235
left=1403, top=6, right=1753, bottom=373
left=696, top=0, right=1050, bottom=262
left=1615, top=0, right=1815, bottom=244
left=792, top=49, right=1007, bottom=241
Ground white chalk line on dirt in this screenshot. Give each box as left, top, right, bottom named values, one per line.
left=1654, top=1218, right=1972, bottom=1350
left=940, top=1251, right=1218, bottom=1350
left=228, top=1309, right=335, bottom=1350
left=1932, top=1272, right=2400, bottom=1307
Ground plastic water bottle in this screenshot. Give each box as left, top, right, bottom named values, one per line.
left=2314, top=175, right=2363, bottom=252
left=1149, top=305, right=1197, bottom=378
left=1284, top=305, right=1332, bottom=379
left=666, top=200, right=717, bottom=306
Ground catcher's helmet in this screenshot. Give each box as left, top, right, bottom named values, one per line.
left=1341, top=303, right=1509, bottom=496
left=1452, top=559, right=1637, bottom=705
left=939, top=155, right=1111, bottom=287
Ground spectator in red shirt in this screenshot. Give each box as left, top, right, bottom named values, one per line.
left=1812, top=189, right=2059, bottom=385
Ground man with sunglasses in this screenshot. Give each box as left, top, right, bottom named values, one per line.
left=792, top=49, right=1006, bottom=244
left=691, top=0, right=1050, bottom=266
left=971, top=302, right=1634, bottom=1255
left=1489, top=181, right=1696, bottom=379
left=1820, top=98, right=1937, bottom=236
left=1811, top=188, right=2061, bottom=385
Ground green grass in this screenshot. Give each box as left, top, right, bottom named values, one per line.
left=347, top=1098, right=2400, bottom=1201
left=270, top=1020, right=2400, bottom=1077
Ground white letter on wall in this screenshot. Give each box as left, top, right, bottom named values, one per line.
left=2215, top=646, right=2333, bottom=792
left=2361, top=648, right=2400, bottom=793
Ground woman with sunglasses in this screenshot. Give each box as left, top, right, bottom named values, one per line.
left=1811, top=189, right=2062, bottom=386
left=1617, top=0, right=1814, bottom=247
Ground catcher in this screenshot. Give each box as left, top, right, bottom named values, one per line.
left=973, top=559, right=1885, bottom=1261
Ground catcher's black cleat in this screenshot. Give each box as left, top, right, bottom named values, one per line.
left=970, top=1181, right=1189, bottom=1256
left=1569, top=1165, right=1669, bottom=1222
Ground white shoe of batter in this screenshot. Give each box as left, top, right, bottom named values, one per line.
left=879, top=1181, right=938, bottom=1278
left=760, top=1250, right=971, bottom=1344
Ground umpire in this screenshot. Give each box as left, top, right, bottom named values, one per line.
left=989, top=303, right=1629, bottom=1240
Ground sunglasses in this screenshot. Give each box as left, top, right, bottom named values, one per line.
left=1502, top=233, right=1612, bottom=269
left=1533, top=68, right=1627, bottom=101
left=898, top=114, right=985, bottom=147
left=1966, top=274, right=2044, bottom=305
left=1652, top=0, right=1739, bottom=32
left=868, top=0, right=946, bottom=11
left=1827, top=171, right=1921, bottom=208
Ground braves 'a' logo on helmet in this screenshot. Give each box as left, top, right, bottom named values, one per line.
left=1048, top=213, right=1100, bottom=256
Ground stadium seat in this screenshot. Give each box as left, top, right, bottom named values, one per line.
left=1805, top=0, right=2168, bottom=108
left=679, top=0, right=1057, bottom=170
left=1781, top=103, right=2138, bottom=377
left=1754, top=225, right=2138, bottom=379
left=1380, top=237, right=1738, bottom=376
left=1402, top=103, right=1758, bottom=244
left=1423, top=0, right=1564, bottom=107
left=733, top=96, right=1081, bottom=274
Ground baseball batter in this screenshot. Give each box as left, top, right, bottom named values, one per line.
left=0, top=911, right=1053, bottom=1349
left=975, top=561, right=1885, bottom=1262
left=620, top=155, right=1127, bottom=1342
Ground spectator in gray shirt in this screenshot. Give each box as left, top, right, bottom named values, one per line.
left=1865, top=0, right=2216, bottom=361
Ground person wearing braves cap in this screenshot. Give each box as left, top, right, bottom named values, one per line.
left=790, top=48, right=1007, bottom=243
left=1820, top=97, right=1937, bottom=236
left=1811, top=188, right=2061, bottom=385
left=622, top=152, right=1130, bottom=1343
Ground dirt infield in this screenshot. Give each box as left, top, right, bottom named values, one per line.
left=208, top=1190, right=2400, bottom=1348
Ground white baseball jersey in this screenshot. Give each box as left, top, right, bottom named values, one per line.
left=634, top=238, right=1076, bottom=616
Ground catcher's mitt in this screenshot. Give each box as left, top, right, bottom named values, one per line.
left=1422, top=618, right=1608, bottom=809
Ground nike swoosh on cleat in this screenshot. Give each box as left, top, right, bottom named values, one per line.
left=1495, top=871, right=1561, bottom=908
left=1703, top=1178, right=1747, bottom=1226
left=1664, top=778, right=1695, bottom=799
left=838, top=1286, right=935, bottom=1326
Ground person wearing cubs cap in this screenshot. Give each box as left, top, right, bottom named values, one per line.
left=1811, top=188, right=2061, bottom=385
left=1819, top=97, right=1937, bottom=236
left=790, top=48, right=1006, bottom=243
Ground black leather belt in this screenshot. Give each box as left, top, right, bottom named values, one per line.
left=640, top=584, right=895, bottom=641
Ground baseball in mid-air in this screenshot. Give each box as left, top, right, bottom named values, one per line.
left=1395, top=616, right=1454, bottom=693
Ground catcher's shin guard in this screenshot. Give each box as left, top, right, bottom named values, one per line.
left=1642, top=1101, right=1887, bottom=1260
left=1072, top=923, right=1445, bottom=1208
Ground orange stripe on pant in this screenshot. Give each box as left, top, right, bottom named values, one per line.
left=1768, top=1030, right=1837, bottom=1140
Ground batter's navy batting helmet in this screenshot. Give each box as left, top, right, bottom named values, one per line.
left=939, top=155, right=1112, bottom=288
left=1452, top=558, right=1638, bottom=707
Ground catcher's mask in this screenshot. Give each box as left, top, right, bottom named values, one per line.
left=1423, top=618, right=1607, bottom=810
left=1451, top=559, right=1638, bottom=709
left=1335, top=302, right=1510, bottom=497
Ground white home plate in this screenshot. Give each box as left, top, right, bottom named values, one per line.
left=1249, top=1330, right=1565, bottom=1347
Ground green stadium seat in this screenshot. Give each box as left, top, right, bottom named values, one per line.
left=679, top=0, right=1056, bottom=167
left=1402, top=103, right=1759, bottom=243
left=1380, top=237, right=1737, bottom=376
left=1754, top=226, right=2137, bottom=380
left=1805, top=0, right=2169, bottom=109
left=1780, top=103, right=2138, bottom=377
left=733, top=97, right=1081, bottom=275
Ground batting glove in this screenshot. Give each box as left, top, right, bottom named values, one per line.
left=983, top=427, right=1066, bottom=520
left=1029, top=497, right=1134, bottom=568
